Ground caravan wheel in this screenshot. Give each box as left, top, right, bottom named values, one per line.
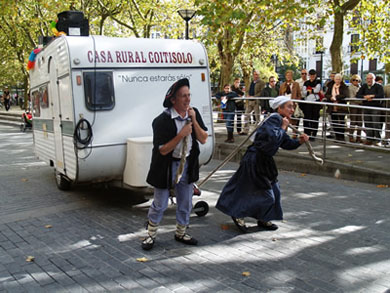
left=193, top=201, right=209, bottom=217
left=55, top=171, right=72, bottom=190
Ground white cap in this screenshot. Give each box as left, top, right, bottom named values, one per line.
left=269, top=96, right=291, bottom=110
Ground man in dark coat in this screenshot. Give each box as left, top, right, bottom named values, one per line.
left=356, top=73, right=385, bottom=145
left=261, top=76, right=279, bottom=114
left=142, top=78, right=208, bottom=250
left=231, top=77, right=245, bottom=135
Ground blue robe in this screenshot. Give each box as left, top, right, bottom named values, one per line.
left=216, top=113, right=301, bottom=221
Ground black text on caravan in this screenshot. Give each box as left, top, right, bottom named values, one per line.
left=87, top=50, right=193, bottom=64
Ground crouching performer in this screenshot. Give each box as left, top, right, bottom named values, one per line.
left=216, top=96, right=309, bottom=233
left=142, top=78, right=208, bottom=250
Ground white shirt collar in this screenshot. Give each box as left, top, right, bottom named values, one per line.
left=170, top=107, right=188, bottom=120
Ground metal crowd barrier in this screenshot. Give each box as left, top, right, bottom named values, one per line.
left=211, top=96, right=390, bottom=158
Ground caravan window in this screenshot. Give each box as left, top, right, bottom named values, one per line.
left=83, top=71, right=115, bottom=111
left=32, top=90, right=41, bottom=117
left=40, top=85, right=49, bottom=108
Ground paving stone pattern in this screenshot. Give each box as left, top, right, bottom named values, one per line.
left=0, top=124, right=390, bottom=292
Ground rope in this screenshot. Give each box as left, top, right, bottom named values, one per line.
left=170, top=118, right=191, bottom=196
left=198, top=115, right=324, bottom=188
left=197, top=115, right=268, bottom=188
left=287, top=124, right=324, bottom=166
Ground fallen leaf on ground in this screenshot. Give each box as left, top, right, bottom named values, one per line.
left=376, top=185, right=389, bottom=188
left=242, top=271, right=251, bottom=277
left=45, top=225, right=52, bottom=229
left=220, top=224, right=229, bottom=230
left=300, top=173, right=306, bottom=177
left=21, top=178, right=28, bottom=182
left=272, top=238, right=277, bottom=242
left=136, top=257, right=149, bottom=262
left=26, top=256, right=35, bottom=262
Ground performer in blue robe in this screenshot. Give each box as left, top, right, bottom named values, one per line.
left=216, top=96, right=309, bottom=232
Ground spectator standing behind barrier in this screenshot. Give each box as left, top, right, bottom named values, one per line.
left=376, top=75, right=388, bottom=145
left=215, top=84, right=239, bottom=143
left=142, top=78, right=208, bottom=250
left=323, top=72, right=336, bottom=93
left=375, top=76, right=383, bottom=85
left=382, top=82, right=390, bottom=146
left=2, top=88, right=11, bottom=111
left=324, top=73, right=349, bottom=141
left=356, top=73, right=385, bottom=146
left=231, top=78, right=245, bottom=135
left=280, top=70, right=302, bottom=138
left=296, top=69, right=308, bottom=89
left=261, top=76, right=279, bottom=114
left=348, top=75, right=363, bottom=143
left=242, top=70, right=265, bottom=135
left=301, top=69, right=322, bottom=141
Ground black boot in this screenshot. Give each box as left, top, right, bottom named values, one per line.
left=224, top=131, right=234, bottom=143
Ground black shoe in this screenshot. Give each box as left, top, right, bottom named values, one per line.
left=174, top=234, right=198, bottom=245
left=257, top=220, right=278, bottom=231
left=231, top=217, right=248, bottom=233
left=239, top=132, right=247, bottom=136
left=141, top=236, right=155, bottom=250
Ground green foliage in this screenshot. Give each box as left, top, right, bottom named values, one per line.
left=195, top=0, right=314, bottom=89
left=348, top=0, right=390, bottom=65
left=2, top=0, right=386, bottom=94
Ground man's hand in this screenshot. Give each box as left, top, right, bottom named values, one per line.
left=299, top=134, right=309, bottom=144
left=281, top=117, right=289, bottom=130
left=179, top=122, right=192, bottom=138
left=188, top=107, right=196, bottom=121
left=364, top=95, right=374, bottom=101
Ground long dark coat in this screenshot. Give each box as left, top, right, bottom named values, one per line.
left=216, top=113, right=301, bottom=221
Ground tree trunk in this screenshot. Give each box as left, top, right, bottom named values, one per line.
left=239, top=56, right=253, bottom=94
left=99, top=15, right=107, bottom=35
left=219, top=57, right=234, bottom=91
left=330, top=11, right=344, bottom=73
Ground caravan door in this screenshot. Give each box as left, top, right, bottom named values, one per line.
left=49, top=58, right=66, bottom=174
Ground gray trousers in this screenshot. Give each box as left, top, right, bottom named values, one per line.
left=148, top=160, right=193, bottom=226
left=364, top=109, right=382, bottom=141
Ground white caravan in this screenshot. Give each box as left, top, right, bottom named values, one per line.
left=29, top=35, right=214, bottom=190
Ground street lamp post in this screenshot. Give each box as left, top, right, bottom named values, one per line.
left=316, top=50, right=324, bottom=84
left=178, top=9, right=196, bottom=40
left=360, top=55, right=365, bottom=81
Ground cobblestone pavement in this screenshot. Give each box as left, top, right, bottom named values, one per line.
left=1, top=124, right=390, bottom=293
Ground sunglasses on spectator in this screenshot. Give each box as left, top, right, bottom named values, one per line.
left=352, top=79, right=359, bottom=82
left=301, top=73, right=307, bottom=75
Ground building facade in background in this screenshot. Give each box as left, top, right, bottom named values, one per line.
left=293, top=17, right=385, bottom=83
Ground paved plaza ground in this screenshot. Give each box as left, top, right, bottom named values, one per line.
left=0, top=123, right=390, bottom=292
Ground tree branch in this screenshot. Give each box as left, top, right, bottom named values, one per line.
left=341, top=0, right=361, bottom=13
left=131, top=0, right=146, bottom=21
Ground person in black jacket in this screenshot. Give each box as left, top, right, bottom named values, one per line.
left=301, top=69, right=322, bottom=140
left=260, top=76, right=280, bottom=114
left=324, top=73, right=349, bottom=141
left=356, top=73, right=385, bottom=145
left=215, top=84, right=239, bottom=143
left=142, top=78, right=208, bottom=250
left=231, top=78, right=245, bottom=135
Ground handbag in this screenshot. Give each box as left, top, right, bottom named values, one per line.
left=293, top=103, right=304, bottom=118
